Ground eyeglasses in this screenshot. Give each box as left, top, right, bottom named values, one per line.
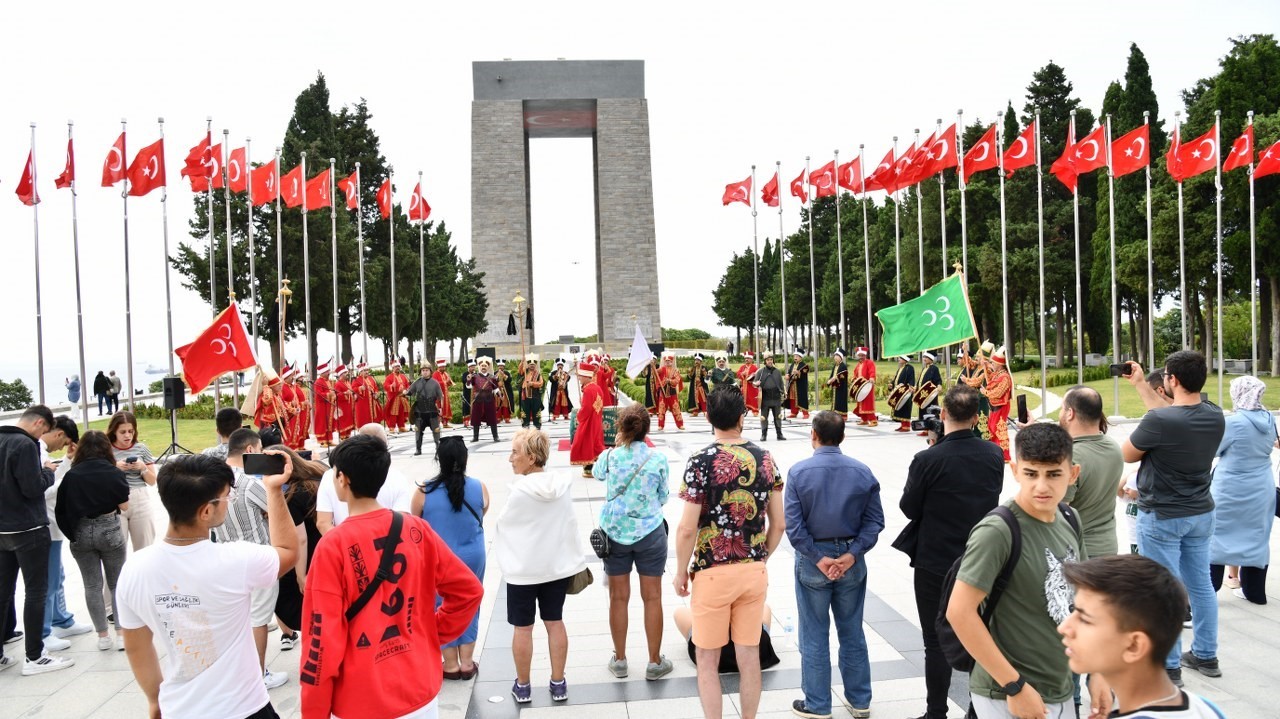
left=209, top=487, right=238, bottom=506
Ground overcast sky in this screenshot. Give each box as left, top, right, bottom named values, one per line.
left=4, top=0, right=1276, bottom=402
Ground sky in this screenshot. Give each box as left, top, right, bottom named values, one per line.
left=3, top=0, right=1277, bottom=403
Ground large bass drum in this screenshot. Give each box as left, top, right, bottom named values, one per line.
left=850, top=376, right=874, bottom=403
left=913, top=380, right=940, bottom=408
left=887, top=384, right=913, bottom=411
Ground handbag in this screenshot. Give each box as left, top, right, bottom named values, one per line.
left=588, top=451, right=650, bottom=559
left=566, top=566, right=594, bottom=595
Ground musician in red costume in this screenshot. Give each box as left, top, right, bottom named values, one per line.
left=599, top=353, right=617, bottom=407
left=980, top=346, right=1013, bottom=461
left=352, top=361, right=384, bottom=428
left=432, top=359, right=454, bottom=427
left=333, top=365, right=357, bottom=441
left=278, top=366, right=301, bottom=450
left=289, top=366, right=311, bottom=450
left=253, top=367, right=287, bottom=436
left=312, top=360, right=336, bottom=447
left=737, top=351, right=760, bottom=416
left=569, top=359, right=607, bottom=477
left=655, top=351, right=685, bottom=430
left=852, top=347, right=878, bottom=426
left=383, top=361, right=411, bottom=434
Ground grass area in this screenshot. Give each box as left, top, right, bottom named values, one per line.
left=84, top=416, right=219, bottom=455
left=1022, top=371, right=1280, bottom=420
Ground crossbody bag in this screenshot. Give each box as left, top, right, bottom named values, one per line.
left=345, top=510, right=404, bottom=621
left=588, top=450, right=651, bottom=559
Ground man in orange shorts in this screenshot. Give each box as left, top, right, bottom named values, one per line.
left=673, top=385, right=785, bottom=719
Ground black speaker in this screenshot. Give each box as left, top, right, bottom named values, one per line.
left=162, top=377, right=186, bottom=410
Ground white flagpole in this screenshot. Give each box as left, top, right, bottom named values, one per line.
left=355, top=162, right=368, bottom=365
left=777, top=161, right=789, bottom=351
left=246, top=137, right=258, bottom=352
left=67, top=121, right=90, bottom=428
left=751, top=165, right=761, bottom=354
left=998, top=112, right=1011, bottom=350
left=28, top=123, right=46, bottom=404
left=915, top=129, right=924, bottom=294
left=418, top=171, right=428, bottom=357
left=957, top=110, right=968, bottom=275
left=937, top=118, right=948, bottom=282
left=1215, top=110, right=1224, bottom=404
left=389, top=167, right=398, bottom=364
left=1175, top=110, right=1187, bottom=348
left=1106, top=114, right=1120, bottom=413
left=204, top=118, right=218, bottom=413
left=331, top=158, right=340, bottom=368
left=1249, top=110, right=1259, bottom=376
left=859, top=145, right=873, bottom=358
left=222, top=130, right=238, bottom=406
left=1071, top=111, right=1084, bottom=382
left=806, top=156, right=818, bottom=361
left=833, top=151, right=846, bottom=349
left=121, top=119, right=136, bottom=413
left=274, top=147, right=285, bottom=371
left=893, top=137, right=901, bottom=304
left=1144, top=112, right=1154, bottom=368
left=158, top=119, right=176, bottom=375
left=302, top=151, right=314, bottom=378
left=1035, top=111, right=1048, bottom=414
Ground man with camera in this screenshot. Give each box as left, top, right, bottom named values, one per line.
left=894, top=385, right=1004, bottom=719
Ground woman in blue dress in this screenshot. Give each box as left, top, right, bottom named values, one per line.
left=412, top=436, right=489, bottom=678
left=1210, top=375, right=1277, bottom=604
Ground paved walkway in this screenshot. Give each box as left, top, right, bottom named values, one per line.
left=3, top=409, right=1278, bottom=718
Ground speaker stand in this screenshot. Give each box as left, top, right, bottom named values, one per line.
left=157, top=408, right=193, bottom=460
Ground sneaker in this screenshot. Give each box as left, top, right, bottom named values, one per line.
left=52, top=622, right=93, bottom=638
left=42, top=636, right=71, bottom=651
left=645, top=656, right=673, bottom=681
left=0, top=655, right=15, bottom=672
left=1232, top=588, right=1248, bottom=600
left=850, top=709, right=872, bottom=719
left=263, top=669, right=288, bottom=689
left=22, top=653, right=75, bottom=676
left=608, top=653, right=628, bottom=678
left=791, top=700, right=832, bottom=719
left=1181, top=651, right=1222, bottom=678
left=97, top=636, right=116, bottom=651
left=3, top=631, right=22, bottom=645
left=1224, top=575, right=1241, bottom=589
left=266, top=622, right=279, bottom=633
left=511, top=679, right=532, bottom=704
left=550, top=678, right=568, bottom=702
left=1167, top=667, right=1184, bottom=687
left=280, top=632, right=299, bottom=651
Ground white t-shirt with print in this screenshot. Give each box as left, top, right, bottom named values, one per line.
left=116, top=540, right=279, bottom=719
left=315, top=467, right=414, bottom=526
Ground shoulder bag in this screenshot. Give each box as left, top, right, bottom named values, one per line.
left=345, top=511, right=404, bottom=621
left=588, top=451, right=650, bottom=559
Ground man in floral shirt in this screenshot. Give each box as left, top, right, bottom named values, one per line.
left=673, top=385, right=786, bottom=719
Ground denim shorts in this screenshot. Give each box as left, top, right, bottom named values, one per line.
left=602, top=524, right=668, bottom=577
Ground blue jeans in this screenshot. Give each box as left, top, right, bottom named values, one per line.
left=1137, top=509, right=1218, bottom=667
left=795, top=540, right=871, bottom=713
left=42, top=540, right=76, bottom=638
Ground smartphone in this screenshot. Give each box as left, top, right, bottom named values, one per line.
left=243, top=453, right=286, bottom=476
left=125, top=456, right=139, bottom=464
left=1108, top=363, right=1132, bottom=377
left=1017, top=394, right=1029, bottom=425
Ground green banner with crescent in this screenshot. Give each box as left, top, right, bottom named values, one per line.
left=875, top=273, right=978, bottom=358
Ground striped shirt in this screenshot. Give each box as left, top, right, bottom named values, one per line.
left=216, top=466, right=271, bottom=546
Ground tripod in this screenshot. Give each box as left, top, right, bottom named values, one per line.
left=157, top=408, right=192, bottom=460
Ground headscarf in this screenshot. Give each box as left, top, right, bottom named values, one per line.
left=1229, top=374, right=1266, bottom=411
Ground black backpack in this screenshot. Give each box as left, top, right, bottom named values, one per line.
left=935, top=502, right=1080, bottom=673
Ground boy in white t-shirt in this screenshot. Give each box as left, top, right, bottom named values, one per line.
left=116, top=453, right=299, bottom=719
left=315, top=424, right=413, bottom=534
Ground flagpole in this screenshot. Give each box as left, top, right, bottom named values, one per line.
left=834, top=151, right=846, bottom=349
left=1106, top=114, right=1120, bottom=414
left=1035, top=110, right=1048, bottom=415
left=331, top=158, right=340, bottom=369
left=28, top=123, right=46, bottom=404
left=418, top=171, right=428, bottom=359
left=1144, top=112, right=1154, bottom=369
left=158, top=119, right=176, bottom=376
left=859, top=146, right=873, bottom=358
left=274, top=147, right=285, bottom=371
left=997, top=112, right=1010, bottom=352
left=389, top=167, right=398, bottom=364
left=1215, top=110, right=1223, bottom=404
left=1247, top=110, right=1257, bottom=374
left=1071, top=111, right=1083, bottom=383
left=1175, top=110, right=1187, bottom=349
left=68, top=121, right=90, bottom=428
left=915, top=129, right=924, bottom=294
left=355, top=162, right=368, bottom=365
left=222, top=129, right=238, bottom=407
left=751, top=164, right=761, bottom=355
left=893, top=137, right=901, bottom=304
left=957, top=110, right=968, bottom=275
left=205, top=118, right=218, bottom=414
left=806, top=155, right=818, bottom=365
left=246, top=137, right=258, bottom=353
left=777, top=161, right=788, bottom=351
left=302, top=151, right=314, bottom=380
left=122, top=119, right=136, bottom=413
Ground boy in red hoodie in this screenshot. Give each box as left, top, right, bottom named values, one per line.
left=300, top=434, right=483, bottom=719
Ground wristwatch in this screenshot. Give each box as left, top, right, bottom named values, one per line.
left=1001, top=675, right=1026, bottom=696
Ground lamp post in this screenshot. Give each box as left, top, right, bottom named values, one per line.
left=513, top=291, right=527, bottom=362
left=278, top=279, right=292, bottom=373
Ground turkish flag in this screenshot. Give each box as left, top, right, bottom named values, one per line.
left=208, top=144, right=225, bottom=190
left=882, top=142, right=916, bottom=194
left=837, top=157, right=862, bottom=193
left=54, top=138, right=74, bottom=190
left=1051, top=122, right=1078, bottom=192
left=250, top=160, right=278, bottom=206
left=180, top=134, right=211, bottom=187
left=15, top=150, right=38, bottom=206
left=1222, top=126, right=1253, bottom=173
left=408, top=182, right=431, bottom=221
left=790, top=169, right=807, bottom=204
left=126, top=138, right=166, bottom=197
left=305, top=168, right=332, bottom=210
left=917, top=124, right=958, bottom=180
left=1071, top=125, right=1107, bottom=175
left=1111, top=125, right=1150, bottom=178
left=102, top=132, right=126, bottom=187
left=760, top=172, right=779, bottom=208
left=898, top=134, right=935, bottom=188
left=1255, top=139, right=1280, bottom=179
left=809, top=162, right=836, bottom=198
left=175, top=303, right=257, bottom=392
left=962, top=125, right=999, bottom=183
left=340, top=170, right=360, bottom=210
left=376, top=178, right=392, bottom=218
left=226, top=147, right=248, bottom=192
left=862, top=147, right=895, bottom=193
left=281, top=164, right=304, bottom=208
left=1171, top=126, right=1218, bottom=180
left=722, top=176, right=751, bottom=206
left=1003, top=121, right=1037, bottom=177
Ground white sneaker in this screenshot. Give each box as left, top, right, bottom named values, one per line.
left=264, top=669, right=288, bottom=689
left=0, top=655, right=15, bottom=672
left=42, top=636, right=71, bottom=651
left=266, top=622, right=279, bottom=633
left=97, top=636, right=116, bottom=651
left=52, top=622, right=93, bottom=638
left=22, top=653, right=75, bottom=676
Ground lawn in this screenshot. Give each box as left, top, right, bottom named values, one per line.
left=1022, top=371, right=1280, bottom=420
left=85, top=416, right=219, bottom=456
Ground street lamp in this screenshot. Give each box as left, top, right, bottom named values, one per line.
left=278, top=278, right=292, bottom=372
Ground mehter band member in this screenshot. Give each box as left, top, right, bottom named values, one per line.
left=737, top=351, right=760, bottom=416
left=826, top=347, right=849, bottom=420
left=786, top=348, right=810, bottom=419
left=468, top=358, right=501, bottom=443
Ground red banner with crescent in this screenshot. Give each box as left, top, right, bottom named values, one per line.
left=175, top=303, right=257, bottom=392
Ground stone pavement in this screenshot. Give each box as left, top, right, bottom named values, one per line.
left=3, top=408, right=1279, bottom=719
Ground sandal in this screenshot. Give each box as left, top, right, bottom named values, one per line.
left=443, top=668, right=463, bottom=680
left=459, top=661, right=479, bottom=680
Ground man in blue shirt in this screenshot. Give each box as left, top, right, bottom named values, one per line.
left=785, top=410, right=884, bottom=719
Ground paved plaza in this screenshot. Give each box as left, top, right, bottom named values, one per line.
left=3, top=398, right=1279, bottom=718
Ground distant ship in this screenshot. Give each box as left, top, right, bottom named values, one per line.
left=143, top=364, right=169, bottom=375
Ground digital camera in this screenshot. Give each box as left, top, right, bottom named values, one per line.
left=910, top=405, right=943, bottom=435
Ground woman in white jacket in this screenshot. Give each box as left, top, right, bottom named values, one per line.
left=496, top=428, right=587, bottom=705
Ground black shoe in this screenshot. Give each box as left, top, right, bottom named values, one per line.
left=790, top=700, right=831, bottom=719
left=1181, top=651, right=1222, bottom=677
left=413, top=450, right=422, bottom=456
left=776, top=434, right=786, bottom=440
left=1166, top=667, right=1184, bottom=687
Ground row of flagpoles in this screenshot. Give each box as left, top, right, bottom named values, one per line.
left=13, top=119, right=437, bottom=426
left=724, top=108, right=1279, bottom=409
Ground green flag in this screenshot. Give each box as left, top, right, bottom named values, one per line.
left=875, top=273, right=977, bottom=358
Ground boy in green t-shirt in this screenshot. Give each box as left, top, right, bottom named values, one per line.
left=1059, top=555, right=1226, bottom=718
left=947, top=423, right=1111, bottom=719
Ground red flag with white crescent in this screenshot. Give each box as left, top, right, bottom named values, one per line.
left=1051, top=121, right=1078, bottom=192
left=281, top=164, right=304, bottom=208
left=305, top=168, right=332, bottom=210
left=15, top=150, right=39, bottom=206
left=721, top=176, right=751, bottom=206
left=1222, top=125, right=1253, bottom=173
left=102, top=132, right=126, bottom=187
left=54, top=138, right=74, bottom=190
left=250, top=159, right=279, bottom=206
left=376, top=178, right=392, bottom=219
left=340, top=170, right=360, bottom=210
left=916, top=124, right=958, bottom=180
left=1254, top=139, right=1280, bottom=179
left=808, top=162, right=836, bottom=198
left=1070, top=125, right=1107, bottom=175
left=760, top=172, right=779, bottom=208
left=1171, top=126, right=1218, bottom=179
left=1110, top=124, right=1150, bottom=178
left=175, top=303, right=257, bottom=392
left=862, top=147, right=895, bottom=193
left=226, top=147, right=247, bottom=193
left=837, top=156, right=862, bottom=193
left=1002, top=121, right=1037, bottom=177
left=789, top=169, right=807, bottom=204
left=126, top=138, right=166, bottom=197
left=407, top=182, right=431, bottom=221
left=962, top=124, right=998, bottom=183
